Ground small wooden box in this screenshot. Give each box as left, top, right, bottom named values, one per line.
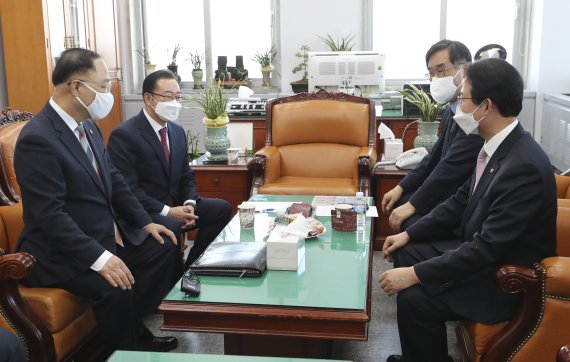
left=331, top=210, right=357, bottom=232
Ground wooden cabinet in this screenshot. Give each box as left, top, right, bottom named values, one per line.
left=0, top=0, right=122, bottom=144
left=191, top=157, right=253, bottom=216
left=372, top=166, right=408, bottom=251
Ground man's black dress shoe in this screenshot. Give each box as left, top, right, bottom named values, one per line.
left=387, top=355, right=454, bottom=362
left=137, top=327, right=178, bottom=352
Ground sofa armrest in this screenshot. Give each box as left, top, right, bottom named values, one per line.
left=251, top=146, right=280, bottom=195
left=356, top=146, right=377, bottom=196
left=0, top=252, right=56, bottom=362
left=559, top=345, right=570, bottom=362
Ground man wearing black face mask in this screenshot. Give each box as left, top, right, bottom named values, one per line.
left=108, top=70, right=231, bottom=271
left=381, top=40, right=484, bottom=233
left=14, top=48, right=179, bottom=355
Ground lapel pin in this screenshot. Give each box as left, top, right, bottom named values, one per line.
left=490, top=168, right=495, bottom=174
left=89, top=129, right=93, bottom=134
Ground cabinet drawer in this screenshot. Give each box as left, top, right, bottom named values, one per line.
left=195, top=171, right=245, bottom=192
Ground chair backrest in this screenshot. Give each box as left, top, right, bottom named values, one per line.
left=0, top=120, right=29, bottom=196
left=556, top=174, right=570, bottom=199
left=266, top=91, right=376, bottom=149
left=557, top=206, right=570, bottom=257
left=0, top=203, right=24, bottom=254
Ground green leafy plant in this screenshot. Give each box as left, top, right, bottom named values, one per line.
left=292, top=45, right=310, bottom=82
left=318, top=33, right=355, bottom=51
left=251, top=45, right=277, bottom=70
left=396, top=83, right=446, bottom=122
left=168, top=43, right=183, bottom=66
left=188, top=50, right=204, bottom=70
left=136, top=48, right=152, bottom=64
left=192, top=79, right=229, bottom=127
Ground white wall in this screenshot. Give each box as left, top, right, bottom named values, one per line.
left=0, top=16, right=8, bottom=108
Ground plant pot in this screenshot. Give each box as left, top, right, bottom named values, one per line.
left=192, top=69, right=203, bottom=89
left=413, top=121, right=439, bottom=152
left=261, top=70, right=271, bottom=87
left=144, top=63, right=156, bottom=76
left=204, top=125, right=231, bottom=162
left=167, top=64, right=181, bottom=84
left=290, top=81, right=308, bottom=94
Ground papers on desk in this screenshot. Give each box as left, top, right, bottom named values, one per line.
left=248, top=200, right=378, bottom=217
left=314, top=205, right=378, bottom=217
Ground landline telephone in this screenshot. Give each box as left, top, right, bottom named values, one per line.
left=394, top=147, right=428, bottom=169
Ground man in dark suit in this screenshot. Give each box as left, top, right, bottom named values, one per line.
left=382, top=40, right=484, bottom=232
left=0, top=327, right=26, bottom=362
left=15, top=48, right=179, bottom=353
left=107, top=70, right=231, bottom=269
left=379, top=59, right=557, bottom=362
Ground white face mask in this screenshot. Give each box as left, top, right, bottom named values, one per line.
left=152, top=97, right=182, bottom=122
left=429, top=66, right=464, bottom=104
left=75, top=81, right=114, bottom=120
left=453, top=100, right=487, bottom=135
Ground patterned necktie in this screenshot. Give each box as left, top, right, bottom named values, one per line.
left=159, top=127, right=170, bottom=169
left=76, top=123, right=98, bottom=174
left=473, top=147, right=488, bottom=191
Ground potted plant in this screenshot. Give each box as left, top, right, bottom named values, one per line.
left=318, top=33, right=356, bottom=51
left=136, top=48, right=156, bottom=75
left=188, top=50, right=204, bottom=89
left=167, top=43, right=182, bottom=83
left=396, top=83, right=446, bottom=152
left=192, top=80, right=231, bottom=161
left=252, top=45, right=277, bottom=87
left=291, top=44, right=310, bottom=94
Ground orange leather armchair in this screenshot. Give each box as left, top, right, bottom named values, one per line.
left=0, top=203, right=100, bottom=362
left=556, top=174, right=570, bottom=208
left=251, top=91, right=377, bottom=196
left=455, top=204, right=570, bottom=362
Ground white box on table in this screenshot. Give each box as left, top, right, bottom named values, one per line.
left=266, top=226, right=305, bottom=271
left=384, top=138, right=403, bottom=161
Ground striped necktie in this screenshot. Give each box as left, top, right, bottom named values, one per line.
left=76, top=123, right=99, bottom=174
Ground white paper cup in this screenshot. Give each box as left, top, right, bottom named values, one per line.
left=238, top=202, right=256, bottom=228
left=334, top=203, right=353, bottom=217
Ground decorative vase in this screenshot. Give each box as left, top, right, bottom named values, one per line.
left=167, top=64, right=181, bottom=84
left=192, top=69, right=203, bottom=89
left=144, top=63, right=156, bottom=76
left=413, top=121, right=439, bottom=152
left=261, top=70, right=271, bottom=87
left=204, top=125, right=231, bottom=162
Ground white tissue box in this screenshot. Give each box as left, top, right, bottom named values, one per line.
left=384, top=138, right=403, bottom=161
left=267, top=227, right=305, bottom=271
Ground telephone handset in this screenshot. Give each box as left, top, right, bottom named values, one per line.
left=395, top=147, right=428, bottom=169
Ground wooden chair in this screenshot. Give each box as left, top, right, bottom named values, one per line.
left=251, top=90, right=377, bottom=196
left=455, top=199, right=570, bottom=361
left=556, top=174, right=570, bottom=208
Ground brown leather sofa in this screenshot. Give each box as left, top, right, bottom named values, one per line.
left=251, top=91, right=377, bottom=196
left=0, top=195, right=99, bottom=361
left=456, top=180, right=570, bottom=361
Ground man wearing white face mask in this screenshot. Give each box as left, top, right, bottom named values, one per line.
left=382, top=40, right=484, bottom=233
left=14, top=48, right=180, bottom=355
left=379, top=58, right=556, bottom=362
left=108, top=70, right=232, bottom=271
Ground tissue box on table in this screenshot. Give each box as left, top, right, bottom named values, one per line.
left=384, top=138, right=403, bottom=161
left=267, top=225, right=305, bottom=271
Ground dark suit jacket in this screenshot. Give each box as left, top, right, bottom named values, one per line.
left=107, top=110, right=198, bottom=214
left=399, top=105, right=484, bottom=213
left=407, top=123, right=557, bottom=323
left=14, top=103, right=152, bottom=286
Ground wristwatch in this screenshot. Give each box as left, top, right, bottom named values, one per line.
left=185, top=199, right=197, bottom=208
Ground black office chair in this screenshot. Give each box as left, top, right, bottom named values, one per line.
left=474, top=44, right=507, bottom=61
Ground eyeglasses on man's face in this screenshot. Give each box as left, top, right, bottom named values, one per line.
left=425, top=63, right=464, bottom=81
left=150, top=92, right=185, bottom=102
left=68, top=79, right=112, bottom=93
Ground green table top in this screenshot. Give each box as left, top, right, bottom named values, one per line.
left=108, top=351, right=352, bottom=362
left=164, top=194, right=372, bottom=311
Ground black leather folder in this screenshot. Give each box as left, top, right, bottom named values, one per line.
left=190, top=242, right=267, bottom=277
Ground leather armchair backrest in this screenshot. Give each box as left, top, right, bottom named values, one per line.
left=271, top=100, right=370, bottom=147
left=557, top=207, right=570, bottom=257
left=279, top=143, right=361, bottom=179
left=0, top=120, right=28, bottom=196
left=556, top=174, right=570, bottom=199
left=0, top=203, right=23, bottom=253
